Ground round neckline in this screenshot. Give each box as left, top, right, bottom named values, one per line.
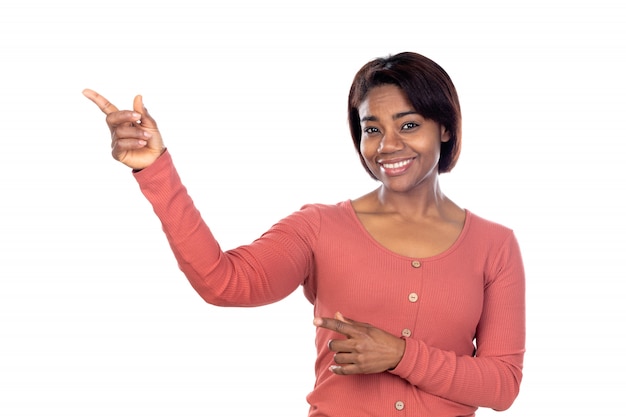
left=341, top=200, right=471, bottom=261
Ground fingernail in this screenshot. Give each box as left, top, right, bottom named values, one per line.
left=143, top=131, right=152, bottom=138
left=138, top=140, right=147, bottom=146
left=313, top=318, right=322, bottom=326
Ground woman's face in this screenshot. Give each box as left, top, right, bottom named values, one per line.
left=358, top=84, right=450, bottom=194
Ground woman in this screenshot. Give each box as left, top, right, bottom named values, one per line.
left=84, top=52, right=525, bottom=416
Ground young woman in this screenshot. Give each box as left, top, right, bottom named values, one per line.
left=84, top=52, right=525, bottom=416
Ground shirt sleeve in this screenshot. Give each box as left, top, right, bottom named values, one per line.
left=133, top=150, right=319, bottom=307
left=390, top=232, right=525, bottom=411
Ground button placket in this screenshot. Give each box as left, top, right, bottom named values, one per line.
left=401, top=259, right=422, bottom=340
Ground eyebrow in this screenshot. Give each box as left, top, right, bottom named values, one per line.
left=360, top=111, right=419, bottom=123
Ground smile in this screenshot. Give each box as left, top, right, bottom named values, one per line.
left=379, top=158, right=413, bottom=169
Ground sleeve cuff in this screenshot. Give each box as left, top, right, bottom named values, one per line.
left=132, top=149, right=171, bottom=181
left=389, top=337, right=420, bottom=380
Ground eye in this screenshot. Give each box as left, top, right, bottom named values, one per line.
left=401, top=122, right=419, bottom=130
left=363, top=126, right=380, bottom=134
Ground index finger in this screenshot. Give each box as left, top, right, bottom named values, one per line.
left=313, top=317, right=360, bottom=338
left=82, top=88, right=119, bottom=115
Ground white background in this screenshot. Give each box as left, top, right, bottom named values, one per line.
left=1, top=0, right=624, bottom=416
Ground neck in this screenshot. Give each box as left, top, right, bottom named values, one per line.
left=375, top=177, right=449, bottom=218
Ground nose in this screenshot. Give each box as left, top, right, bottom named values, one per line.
left=377, top=131, right=404, bottom=153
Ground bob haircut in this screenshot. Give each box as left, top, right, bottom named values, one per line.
left=348, top=52, right=462, bottom=178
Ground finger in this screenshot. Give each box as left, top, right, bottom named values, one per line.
left=112, top=138, right=148, bottom=153
left=111, top=131, right=151, bottom=151
left=333, top=311, right=363, bottom=328
left=113, top=124, right=152, bottom=142
left=335, top=311, right=349, bottom=322
left=333, top=352, right=356, bottom=365
left=82, top=89, right=119, bottom=115
left=315, top=317, right=359, bottom=338
left=132, top=94, right=158, bottom=129
left=329, top=364, right=361, bottom=376
left=327, top=338, right=352, bottom=353
left=105, top=110, right=144, bottom=130
left=315, top=317, right=347, bottom=333
left=335, top=312, right=370, bottom=327
left=316, top=311, right=365, bottom=338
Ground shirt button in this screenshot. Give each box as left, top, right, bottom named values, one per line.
left=408, top=292, right=418, bottom=302
left=411, top=260, right=421, bottom=268
left=395, top=400, right=405, bottom=411
left=402, top=328, right=412, bottom=337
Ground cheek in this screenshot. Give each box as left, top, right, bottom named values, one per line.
left=359, top=140, right=381, bottom=178
left=360, top=137, right=377, bottom=159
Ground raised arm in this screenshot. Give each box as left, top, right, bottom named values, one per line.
left=83, top=89, right=314, bottom=307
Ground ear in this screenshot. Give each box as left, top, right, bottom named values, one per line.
left=440, top=125, right=451, bottom=143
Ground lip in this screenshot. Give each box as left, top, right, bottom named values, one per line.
left=377, top=157, right=415, bottom=176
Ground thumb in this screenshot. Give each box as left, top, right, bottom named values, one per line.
left=335, top=312, right=369, bottom=327
left=133, top=95, right=158, bottom=129
left=335, top=312, right=350, bottom=323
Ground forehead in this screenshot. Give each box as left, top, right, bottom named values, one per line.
left=357, top=84, right=414, bottom=117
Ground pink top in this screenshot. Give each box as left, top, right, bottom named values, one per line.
left=135, top=151, right=525, bottom=417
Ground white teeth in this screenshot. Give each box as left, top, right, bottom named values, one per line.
left=381, top=159, right=411, bottom=169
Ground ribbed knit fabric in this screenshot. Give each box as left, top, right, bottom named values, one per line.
left=134, top=150, right=525, bottom=417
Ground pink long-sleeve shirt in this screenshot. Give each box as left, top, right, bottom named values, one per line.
left=134, top=151, right=525, bottom=417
